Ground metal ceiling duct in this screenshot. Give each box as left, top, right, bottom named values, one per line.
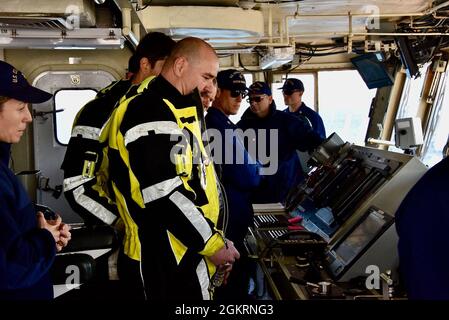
left=0, top=0, right=96, bottom=29
left=136, top=6, right=264, bottom=47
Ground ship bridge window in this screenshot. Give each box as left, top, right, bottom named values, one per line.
left=318, top=70, right=376, bottom=145
left=54, top=89, right=97, bottom=145
left=389, top=63, right=430, bottom=154
left=389, top=62, right=448, bottom=167
left=397, top=63, right=430, bottom=119
left=421, top=71, right=449, bottom=167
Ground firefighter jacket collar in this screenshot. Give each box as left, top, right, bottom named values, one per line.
left=152, top=75, right=201, bottom=109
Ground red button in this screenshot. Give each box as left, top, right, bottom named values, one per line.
left=288, top=216, right=303, bottom=224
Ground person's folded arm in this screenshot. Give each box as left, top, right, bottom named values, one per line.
left=0, top=198, right=56, bottom=290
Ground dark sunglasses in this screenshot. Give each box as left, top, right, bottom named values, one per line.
left=230, top=90, right=247, bottom=98
left=247, top=95, right=266, bottom=103
left=282, top=89, right=300, bottom=95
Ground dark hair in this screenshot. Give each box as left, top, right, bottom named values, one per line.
left=0, top=96, right=9, bottom=109
left=134, top=32, right=176, bottom=69
left=127, top=54, right=140, bottom=74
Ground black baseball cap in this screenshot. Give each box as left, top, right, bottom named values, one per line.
left=249, top=81, right=272, bottom=96
left=216, top=69, right=248, bottom=92
left=0, top=60, right=52, bottom=103
left=279, top=78, right=304, bottom=92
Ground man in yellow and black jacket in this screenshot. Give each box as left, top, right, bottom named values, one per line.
left=108, top=37, right=240, bottom=300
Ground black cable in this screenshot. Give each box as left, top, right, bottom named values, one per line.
left=238, top=53, right=262, bottom=72
left=254, top=47, right=265, bottom=58
left=136, top=5, right=149, bottom=11
left=259, top=237, right=280, bottom=260
left=426, top=36, right=444, bottom=64
left=297, top=50, right=348, bottom=57
left=297, top=45, right=343, bottom=52
left=284, top=46, right=314, bottom=76
left=218, top=177, right=229, bottom=238
left=135, top=0, right=152, bottom=11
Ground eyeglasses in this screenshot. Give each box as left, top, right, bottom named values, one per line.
left=282, top=89, right=301, bottom=96
left=230, top=90, right=247, bottom=98
left=247, top=95, right=266, bottom=103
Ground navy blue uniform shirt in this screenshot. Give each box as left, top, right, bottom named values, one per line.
left=238, top=103, right=323, bottom=204
left=396, top=156, right=449, bottom=300
left=0, top=142, right=56, bottom=300
left=284, top=102, right=326, bottom=139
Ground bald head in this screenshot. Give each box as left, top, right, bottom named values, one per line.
left=165, top=37, right=217, bottom=68
left=161, top=37, right=219, bottom=96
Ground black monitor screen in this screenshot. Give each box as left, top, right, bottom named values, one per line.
left=351, top=53, right=394, bottom=89
left=395, top=37, right=420, bottom=79
left=334, top=207, right=393, bottom=264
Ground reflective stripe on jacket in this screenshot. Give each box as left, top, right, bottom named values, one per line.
left=61, top=79, right=132, bottom=226
left=107, top=76, right=155, bottom=261
left=108, top=76, right=225, bottom=300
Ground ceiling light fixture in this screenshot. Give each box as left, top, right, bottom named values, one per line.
left=0, top=28, right=123, bottom=49
left=239, top=0, right=256, bottom=10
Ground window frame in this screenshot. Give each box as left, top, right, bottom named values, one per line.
left=315, top=68, right=377, bottom=145
left=53, top=87, right=98, bottom=146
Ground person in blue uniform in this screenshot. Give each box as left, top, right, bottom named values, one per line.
left=205, top=69, right=261, bottom=300
left=396, top=155, right=449, bottom=300
left=238, top=81, right=323, bottom=204
left=0, top=60, right=71, bottom=299
left=281, top=78, right=326, bottom=139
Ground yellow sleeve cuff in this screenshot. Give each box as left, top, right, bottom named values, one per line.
left=199, top=232, right=225, bottom=257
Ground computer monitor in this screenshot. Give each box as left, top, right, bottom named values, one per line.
left=351, top=53, right=394, bottom=89
left=333, top=208, right=392, bottom=263
left=395, top=37, right=420, bottom=79
left=326, top=206, right=394, bottom=280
